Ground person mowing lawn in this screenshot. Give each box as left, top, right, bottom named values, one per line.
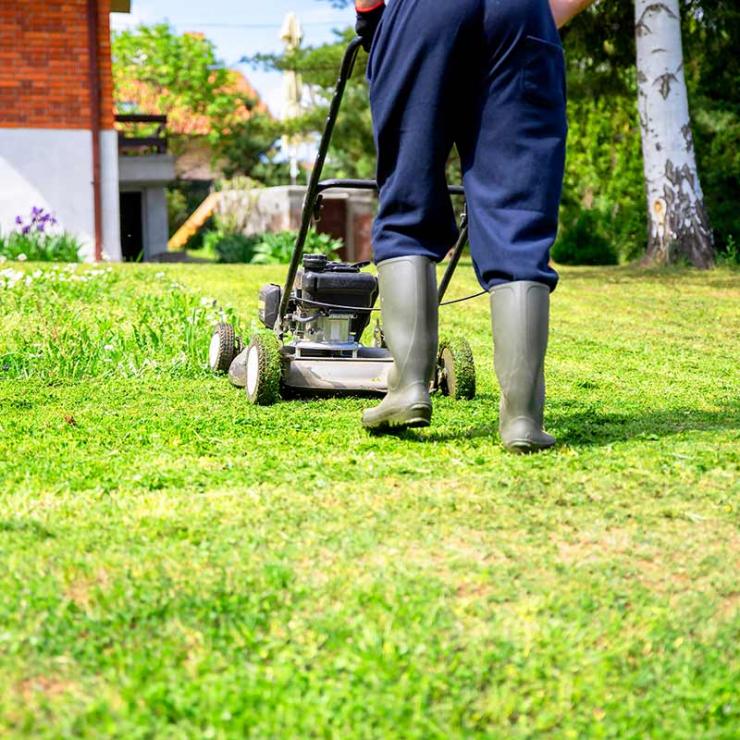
left=356, top=0, right=595, bottom=451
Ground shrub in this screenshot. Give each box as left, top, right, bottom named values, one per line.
left=166, top=187, right=189, bottom=236
left=201, top=228, right=344, bottom=265
left=561, top=94, right=646, bottom=262
left=0, top=208, right=82, bottom=262
left=552, top=209, right=619, bottom=266
left=250, top=231, right=343, bottom=265
left=205, top=231, right=261, bottom=264
left=694, top=109, right=739, bottom=256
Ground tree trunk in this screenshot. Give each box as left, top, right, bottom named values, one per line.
left=635, top=0, right=714, bottom=268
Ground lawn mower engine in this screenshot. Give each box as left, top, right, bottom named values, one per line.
left=253, top=254, right=394, bottom=395
left=261, top=254, right=378, bottom=347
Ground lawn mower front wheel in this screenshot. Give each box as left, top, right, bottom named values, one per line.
left=245, top=333, right=283, bottom=405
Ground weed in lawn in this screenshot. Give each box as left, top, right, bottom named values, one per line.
left=0, top=264, right=243, bottom=381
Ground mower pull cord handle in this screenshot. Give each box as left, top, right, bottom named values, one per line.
left=277, top=37, right=365, bottom=330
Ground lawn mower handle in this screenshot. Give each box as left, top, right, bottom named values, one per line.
left=277, top=38, right=468, bottom=328
left=278, top=38, right=365, bottom=327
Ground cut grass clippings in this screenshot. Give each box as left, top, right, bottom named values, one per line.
left=0, top=261, right=738, bottom=737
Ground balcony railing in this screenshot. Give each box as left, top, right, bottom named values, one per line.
left=115, top=114, right=168, bottom=155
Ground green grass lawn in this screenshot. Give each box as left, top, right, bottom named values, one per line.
left=0, top=260, right=738, bottom=737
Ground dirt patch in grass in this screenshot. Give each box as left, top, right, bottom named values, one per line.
left=361, top=533, right=508, bottom=572
left=17, top=675, right=79, bottom=701
left=716, top=592, right=740, bottom=621
left=64, top=569, right=111, bottom=610
left=553, top=521, right=739, bottom=597
left=555, top=528, right=634, bottom=564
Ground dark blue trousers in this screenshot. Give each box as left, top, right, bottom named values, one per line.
left=367, top=0, right=567, bottom=291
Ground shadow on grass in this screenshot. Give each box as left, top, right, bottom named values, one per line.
left=553, top=406, right=739, bottom=447
left=0, top=519, right=55, bottom=539
left=392, top=405, right=739, bottom=448
left=558, top=263, right=739, bottom=289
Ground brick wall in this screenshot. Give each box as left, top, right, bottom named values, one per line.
left=0, top=0, right=113, bottom=130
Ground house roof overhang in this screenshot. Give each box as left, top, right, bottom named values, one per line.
left=110, top=0, right=132, bottom=12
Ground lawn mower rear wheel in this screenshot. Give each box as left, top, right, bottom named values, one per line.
left=437, top=336, right=476, bottom=400
left=209, top=323, right=239, bottom=374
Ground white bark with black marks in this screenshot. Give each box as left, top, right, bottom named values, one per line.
left=635, top=0, right=714, bottom=267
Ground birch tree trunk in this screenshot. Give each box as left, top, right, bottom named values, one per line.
left=635, top=0, right=714, bottom=268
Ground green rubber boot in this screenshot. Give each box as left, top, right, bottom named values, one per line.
left=362, top=256, right=438, bottom=431
left=490, top=281, right=556, bottom=453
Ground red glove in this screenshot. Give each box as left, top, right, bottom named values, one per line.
left=355, top=2, right=385, bottom=52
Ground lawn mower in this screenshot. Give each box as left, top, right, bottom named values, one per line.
left=208, top=37, right=477, bottom=405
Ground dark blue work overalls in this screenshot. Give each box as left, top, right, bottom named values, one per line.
left=367, top=0, right=567, bottom=291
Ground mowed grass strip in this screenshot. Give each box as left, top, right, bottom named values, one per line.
left=0, top=261, right=738, bottom=737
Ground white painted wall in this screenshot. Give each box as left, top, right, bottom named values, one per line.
left=142, top=187, right=169, bottom=258
left=118, top=154, right=175, bottom=184
left=0, top=128, right=122, bottom=261
left=100, top=130, right=122, bottom=261
left=118, top=154, right=175, bottom=260
left=218, top=186, right=376, bottom=261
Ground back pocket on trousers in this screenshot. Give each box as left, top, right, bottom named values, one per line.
left=522, top=35, right=566, bottom=108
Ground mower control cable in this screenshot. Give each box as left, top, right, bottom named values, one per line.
left=295, top=290, right=488, bottom=313
left=439, top=290, right=488, bottom=306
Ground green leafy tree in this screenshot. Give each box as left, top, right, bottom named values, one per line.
left=211, top=115, right=289, bottom=181
left=682, top=1, right=739, bottom=254
left=112, top=23, right=279, bottom=182
left=248, top=28, right=376, bottom=180
left=113, top=23, right=236, bottom=121
left=537, top=0, right=737, bottom=258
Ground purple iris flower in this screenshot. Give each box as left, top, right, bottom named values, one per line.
left=13, top=207, right=58, bottom=235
